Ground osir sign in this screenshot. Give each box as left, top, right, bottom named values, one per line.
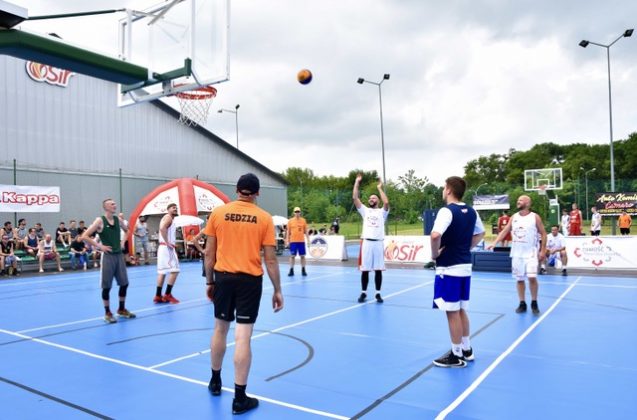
left=26, top=61, right=75, bottom=87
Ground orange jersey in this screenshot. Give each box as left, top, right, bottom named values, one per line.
left=287, top=217, right=307, bottom=243
left=203, top=200, right=275, bottom=276
left=618, top=214, right=632, bottom=229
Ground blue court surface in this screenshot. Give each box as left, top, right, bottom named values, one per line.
left=1, top=261, right=635, bottom=419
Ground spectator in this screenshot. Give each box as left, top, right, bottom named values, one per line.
left=38, top=233, right=63, bottom=273
left=34, top=222, right=45, bottom=240
left=119, top=213, right=132, bottom=265
left=560, top=209, right=570, bottom=236
left=3, top=221, right=15, bottom=247
left=56, top=222, right=71, bottom=247
left=185, top=227, right=201, bottom=260
left=15, top=218, right=28, bottom=250
left=497, top=211, right=512, bottom=247
left=68, top=220, right=79, bottom=240
left=590, top=207, right=602, bottom=236
left=618, top=210, right=632, bottom=235
left=1, top=234, right=19, bottom=276
left=133, top=216, right=151, bottom=265
left=77, top=220, right=88, bottom=235
left=331, top=217, right=340, bottom=234
left=69, top=234, right=88, bottom=270
left=23, top=228, right=40, bottom=257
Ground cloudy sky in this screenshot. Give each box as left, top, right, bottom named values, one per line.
left=19, top=0, right=637, bottom=185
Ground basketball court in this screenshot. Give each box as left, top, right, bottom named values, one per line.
left=1, top=261, right=635, bottom=419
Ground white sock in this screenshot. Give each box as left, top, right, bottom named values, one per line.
left=361, top=291, right=366, bottom=295
left=451, top=342, right=462, bottom=357
left=461, top=336, right=471, bottom=351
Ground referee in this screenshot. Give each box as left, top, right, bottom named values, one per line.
left=203, top=173, right=284, bottom=415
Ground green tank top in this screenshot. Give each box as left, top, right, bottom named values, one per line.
left=100, top=216, right=122, bottom=253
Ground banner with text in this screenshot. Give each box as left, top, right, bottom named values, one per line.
left=384, top=235, right=433, bottom=264
left=308, top=235, right=348, bottom=261
left=473, top=194, right=510, bottom=211
left=564, top=236, right=637, bottom=269
left=594, top=192, right=637, bottom=216
left=0, top=184, right=60, bottom=212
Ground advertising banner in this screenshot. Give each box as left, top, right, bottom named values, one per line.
left=594, top=192, right=637, bottom=216
left=308, top=235, right=348, bottom=261
left=384, top=235, right=433, bottom=264
left=564, top=236, right=637, bottom=269
left=473, top=194, right=510, bottom=210
left=0, top=184, right=60, bottom=212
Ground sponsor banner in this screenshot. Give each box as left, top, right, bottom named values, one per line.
left=308, top=235, right=347, bottom=261
left=565, top=236, right=637, bottom=269
left=193, top=185, right=225, bottom=212
left=594, top=192, right=637, bottom=216
left=26, top=61, right=75, bottom=87
left=473, top=194, right=510, bottom=211
left=384, top=235, right=433, bottom=264
left=0, top=184, right=60, bottom=212
left=140, top=186, right=180, bottom=215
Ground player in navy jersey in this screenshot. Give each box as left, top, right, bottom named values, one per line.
left=430, top=176, right=485, bottom=368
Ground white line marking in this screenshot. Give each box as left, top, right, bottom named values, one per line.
left=0, top=328, right=348, bottom=419
left=476, top=277, right=637, bottom=289
left=150, top=281, right=432, bottom=369
left=435, top=276, right=582, bottom=419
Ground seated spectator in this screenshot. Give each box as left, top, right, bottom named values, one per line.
left=3, top=221, right=16, bottom=247
left=319, top=224, right=328, bottom=235
left=38, top=233, right=63, bottom=273
left=23, top=228, right=40, bottom=257
left=1, top=234, right=19, bottom=276
left=15, top=218, right=28, bottom=250
left=34, top=222, right=45, bottom=240
left=68, top=220, right=79, bottom=241
left=69, top=234, right=88, bottom=270
left=77, top=220, right=88, bottom=235
left=55, top=222, right=71, bottom=248
left=86, top=232, right=101, bottom=268
left=185, top=228, right=201, bottom=260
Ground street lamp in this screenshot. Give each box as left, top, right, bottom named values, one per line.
left=579, top=28, right=633, bottom=234
left=584, top=168, right=596, bottom=220
left=357, top=73, right=390, bottom=184
left=217, top=104, right=240, bottom=149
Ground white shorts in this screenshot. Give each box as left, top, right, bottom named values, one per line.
left=157, top=245, right=180, bottom=274
left=511, top=256, right=538, bottom=281
left=359, top=239, right=385, bottom=271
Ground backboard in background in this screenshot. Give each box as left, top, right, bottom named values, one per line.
left=117, top=0, right=229, bottom=107
left=524, top=168, right=563, bottom=191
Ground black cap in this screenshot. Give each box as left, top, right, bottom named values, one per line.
left=237, top=173, right=260, bottom=195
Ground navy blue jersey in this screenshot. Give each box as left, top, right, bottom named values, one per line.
left=436, top=204, right=477, bottom=267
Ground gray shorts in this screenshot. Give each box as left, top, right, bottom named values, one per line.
left=100, top=252, right=129, bottom=289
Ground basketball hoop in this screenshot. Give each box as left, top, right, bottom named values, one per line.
left=538, top=185, right=547, bottom=196
left=174, top=85, right=217, bottom=127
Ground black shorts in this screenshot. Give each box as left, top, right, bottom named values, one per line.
left=213, top=271, right=263, bottom=324
left=620, top=227, right=630, bottom=235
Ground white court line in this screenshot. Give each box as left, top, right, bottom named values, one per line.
left=435, top=276, right=582, bottom=420
left=476, top=277, right=637, bottom=289
left=16, top=273, right=343, bottom=334
left=150, top=281, right=432, bottom=369
left=0, top=328, right=348, bottom=419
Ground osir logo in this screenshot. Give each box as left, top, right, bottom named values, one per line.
left=26, top=61, right=75, bottom=87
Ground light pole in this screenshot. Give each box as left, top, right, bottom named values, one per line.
left=584, top=168, right=596, bottom=220
left=475, top=183, right=488, bottom=196
left=579, top=28, right=633, bottom=234
left=357, top=74, right=390, bottom=184
left=217, top=104, right=240, bottom=149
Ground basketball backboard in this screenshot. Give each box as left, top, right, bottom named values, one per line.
left=117, top=0, right=229, bottom=107
left=524, top=168, right=563, bottom=191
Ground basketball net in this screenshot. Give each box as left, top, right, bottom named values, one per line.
left=175, top=85, right=217, bottom=127
left=538, top=185, right=547, bottom=196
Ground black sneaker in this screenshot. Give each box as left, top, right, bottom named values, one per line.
left=208, top=378, right=221, bottom=396
left=288, top=268, right=294, bottom=277
left=462, top=347, right=475, bottom=362
left=562, top=269, right=567, bottom=276
left=375, top=293, right=384, bottom=303
left=433, top=350, right=467, bottom=368
left=515, top=301, right=527, bottom=314
left=531, top=301, right=540, bottom=315
left=357, top=293, right=367, bottom=303
left=232, top=397, right=259, bottom=415
left=539, top=267, right=547, bottom=275
left=301, top=268, right=307, bottom=276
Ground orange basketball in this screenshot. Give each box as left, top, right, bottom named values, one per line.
left=297, top=69, right=313, bottom=85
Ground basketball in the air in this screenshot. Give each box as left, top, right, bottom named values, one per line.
left=297, top=69, right=313, bottom=85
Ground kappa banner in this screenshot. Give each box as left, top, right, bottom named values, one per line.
left=564, top=236, right=637, bottom=269
left=384, top=235, right=433, bottom=264
left=0, top=184, right=61, bottom=212
left=595, top=192, right=637, bottom=216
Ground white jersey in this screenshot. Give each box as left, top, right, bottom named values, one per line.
left=159, top=217, right=177, bottom=245
left=510, top=212, right=539, bottom=258
left=357, top=205, right=389, bottom=240
left=561, top=214, right=570, bottom=235
left=591, top=212, right=602, bottom=231
left=546, top=233, right=565, bottom=252
left=157, top=216, right=179, bottom=274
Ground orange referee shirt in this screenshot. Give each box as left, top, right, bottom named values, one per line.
left=618, top=214, right=632, bottom=229
left=203, top=200, right=276, bottom=276
left=287, top=217, right=307, bottom=243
